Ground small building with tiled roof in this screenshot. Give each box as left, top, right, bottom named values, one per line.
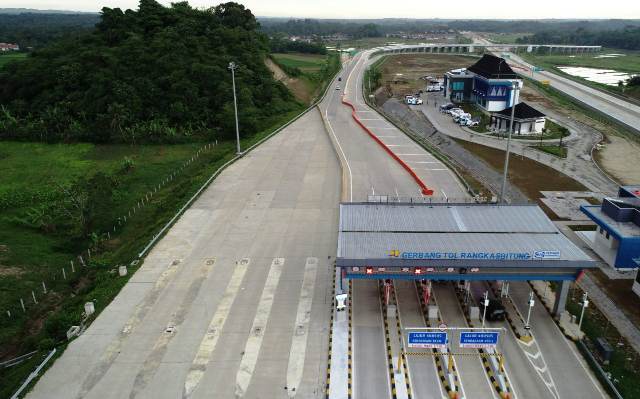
left=489, top=102, right=547, bottom=135
left=444, top=54, right=522, bottom=112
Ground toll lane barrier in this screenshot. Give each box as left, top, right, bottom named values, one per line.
left=415, top=282, right=460, bottom=399
left=341, top=97, right=434, bottom=195
left=453, top=287, right=512, bottom=399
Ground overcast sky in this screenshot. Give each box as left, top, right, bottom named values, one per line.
left=5, top=0, right=640, bottom=19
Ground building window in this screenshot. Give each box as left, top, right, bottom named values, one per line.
left=452, top=82, right=464, bottom=91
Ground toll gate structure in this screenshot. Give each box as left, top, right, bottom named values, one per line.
left=337, top=202, right=596, bottom=314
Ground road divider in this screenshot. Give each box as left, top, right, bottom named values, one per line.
left=341, top=96, right=434, bottom=195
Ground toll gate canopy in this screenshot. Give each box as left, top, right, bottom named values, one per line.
left=337, top=202, right=596, bottom=281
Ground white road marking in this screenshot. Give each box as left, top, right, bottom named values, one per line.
left=421, top=168, right=448, bottom=171
left=376, top=135, right=398, bottom=138
left=395, top=188, right=400, bottom=202
left=183, top=257, right=251, bottom=398
left=286, top=258, right=319, bottom=397
left=324, top=91, right=353, bottom=202
left=386, top=144, right=416, bottom=147
left=371, top=186, right=375, bottom=196
left=440, top=190, right=448, bottom=201
left=359, top=118, right=382, bottom=121
left=395, top=153, right=430, bottom=156
left=407, top=161, right=440, bottom=164
left=235, top=258, right=285, bottom=397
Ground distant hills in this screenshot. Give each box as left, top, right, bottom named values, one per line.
left=0, top=8, right=97, bottom=14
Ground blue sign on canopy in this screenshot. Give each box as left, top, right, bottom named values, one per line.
left=459, top=331, right=499, bottom=348
left=407, top=331, right=448, bottom=349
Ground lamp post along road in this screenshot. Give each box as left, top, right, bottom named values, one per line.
left=579, top=292, right=589, bottom=331
left=499, top=81, right=519, bottom=203
left=525, top=291, right=535, bottom=335
left=228, top=61, right=241, bottom=155
left=482, top=291, right=489, bottom=328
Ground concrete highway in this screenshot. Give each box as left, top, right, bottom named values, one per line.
left=27, top=107, right=340, bottom=398
left=474, top=36, right=640, bottom=135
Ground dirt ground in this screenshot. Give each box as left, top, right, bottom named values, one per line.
left=264, top=58, right=313, bottom=104
left=379, top=54, right=479, bottom=97
left=596, top=135, right=640, bottom=184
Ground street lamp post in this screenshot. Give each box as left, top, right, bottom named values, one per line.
left=482, top=291, right=489, bottom=328
left=228, top=61, right=241, bottom=155
left=525, top=291, right=535, bottom=335
left=499, top=80, right=519, bottom=203
left=578, top=292, right=589, bottom=331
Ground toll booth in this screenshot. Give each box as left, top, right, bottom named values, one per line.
left=337, top=202, right=596, bottom=314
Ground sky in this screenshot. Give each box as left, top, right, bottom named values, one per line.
left=4, top=0, right=640, bottom=19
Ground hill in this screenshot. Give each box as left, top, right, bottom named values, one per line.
left=0, top=0, right=301, bottom=144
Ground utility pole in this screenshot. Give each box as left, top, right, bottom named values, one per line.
left=499, top=80, right=519, bottom=203
left=482, top=291, right=489, bottom=328
left=525, top=291, right=535, bottom=335
left=228, top=61, right=241, bottom=155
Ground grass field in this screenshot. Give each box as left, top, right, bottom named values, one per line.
left=0, top=53, right=27, bottom=69
left=0, top=107, right=304, bottom=397
left=534, top=144, right=567, bottom=158
left=271, top=53, right=327, bottom=73
left=485, top=32, right=531, bottom=44
left=520, top=49, right=640, bottom=101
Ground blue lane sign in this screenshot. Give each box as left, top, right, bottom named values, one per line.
left=459, top=332, right=499, bottom=349
left=407, top=332, right=448, bottom=349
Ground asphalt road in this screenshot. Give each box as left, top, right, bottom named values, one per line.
left=322, top=51, right=494, bottom=399
left=27, top=109, right=340, bottom=399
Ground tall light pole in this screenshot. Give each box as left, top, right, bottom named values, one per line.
left=499, top=80, right=519, bottom=203
left=228, top=61, right=241, bottom=155
left=482, top=291, right=489, bottom=328
left=525, top=291, right=535, bottom=336
left=578, top=292, right=589, bottom=331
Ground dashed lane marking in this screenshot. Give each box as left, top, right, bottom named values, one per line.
left=183, top=257, right=250, bottom=398
left=235, top=257, right=285, bottom=397
left=286, top=257, right=318, bottom=397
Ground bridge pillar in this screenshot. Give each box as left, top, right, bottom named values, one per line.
left=552, top=280, right=570, bottom=316
left=469, top=45, right=474, bottom=53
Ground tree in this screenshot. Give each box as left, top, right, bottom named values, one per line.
left=0, top=1, right=300, bottom=144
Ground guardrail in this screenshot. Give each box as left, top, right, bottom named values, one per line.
left=576, top=340, right=623, bottom=399
left=11, top=349, right=56, bottom=399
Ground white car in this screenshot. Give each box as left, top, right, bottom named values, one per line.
left=448, top=108, right=464, bottom=116
left=335, top=293, right=348, bottom=312
left=336, top=86, right=341, bottom=90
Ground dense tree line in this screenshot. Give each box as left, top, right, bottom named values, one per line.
left=0, top=1, right=300, bottom=144
left=517, top=26, right=640, bottom=50
left=262, top=18, right=382, bottom=38
left=0, top=13, right=98, bottom=49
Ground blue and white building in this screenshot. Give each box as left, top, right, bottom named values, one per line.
left=580, top=186, right=640, bottom=272
left=444, top=54, right=523, bottom=112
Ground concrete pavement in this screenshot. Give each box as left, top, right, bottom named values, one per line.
left=27, top=109, right=340, bottom=399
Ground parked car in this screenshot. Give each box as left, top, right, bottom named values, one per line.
left=338, top=77, right=342, bottom=81
left=439, top=103, right=455, bottom=112
left=448, top=108, right=464, bottom=116
left=466, top=119, right=480, bottom=127
left=336, top=85, right=341, bottom=90
left=479, top=299, right=506, bottom=321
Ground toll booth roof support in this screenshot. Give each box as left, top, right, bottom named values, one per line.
left=337, top=202, right=596, bottom=281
